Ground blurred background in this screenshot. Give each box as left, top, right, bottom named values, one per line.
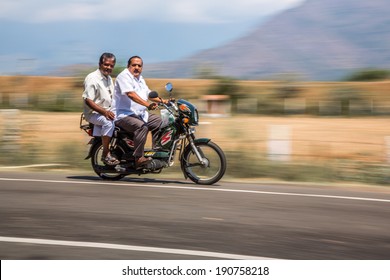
left=1, top=0, right=390, bottom=185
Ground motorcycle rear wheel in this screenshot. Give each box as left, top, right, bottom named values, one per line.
left=90, top=141, right=125, bottom=181
left=181, top=141, right=226, bottom=185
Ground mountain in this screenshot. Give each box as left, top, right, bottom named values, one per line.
left=0, top=19, right=259, bottom=76
left=147, top=0, right=390, bottom=80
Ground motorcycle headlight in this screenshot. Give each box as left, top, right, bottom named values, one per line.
left=178, top=99, right=199, bottom=126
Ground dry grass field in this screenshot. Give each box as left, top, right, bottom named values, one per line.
left=1, top=75, right=390, bottom=100
left=1, top=76, right=390, bottom=184
left=3, top=111, right=388, bottom=163
left=1, top=111, right=390, bottom=180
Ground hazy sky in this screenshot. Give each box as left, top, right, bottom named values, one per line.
left=1, top=0, right=304, bottom=23
left=0, top=0, right=306, bottom=74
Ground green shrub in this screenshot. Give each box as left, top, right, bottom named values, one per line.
left=344, top=68, right=390, bottom=81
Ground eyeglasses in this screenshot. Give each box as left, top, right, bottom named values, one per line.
left=131, top=64, right=143, bottom=67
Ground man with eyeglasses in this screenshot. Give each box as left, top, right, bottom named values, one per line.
left=112, top=56, right=167, bottom=169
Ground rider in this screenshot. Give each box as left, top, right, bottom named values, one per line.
left=112, top=55, right=168, bottom=169
left=82, top=52, right=119, bottom=166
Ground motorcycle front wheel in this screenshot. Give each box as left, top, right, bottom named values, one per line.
left=90, top=141, right=125, bottom=181
left=181, top=141, right=226, bottom=185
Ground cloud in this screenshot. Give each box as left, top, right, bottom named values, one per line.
left=0, top=0, right=305, bottom=23
left=167, top=0, right=306, bottom=23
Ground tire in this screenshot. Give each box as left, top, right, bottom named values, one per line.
left=90, top=141, right=125, bottom=181
left=181, top=141, right=226, bottom=185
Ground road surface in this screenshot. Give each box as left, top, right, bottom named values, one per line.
left=1, top=171, right=390, bottom=259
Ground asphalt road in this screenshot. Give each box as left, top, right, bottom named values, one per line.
left=1, top=171, right=390, bottom=260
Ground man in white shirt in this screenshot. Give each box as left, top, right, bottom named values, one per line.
left=113, top=56, right=166, bottom=168
left=82, top=53, right=119, bottom=165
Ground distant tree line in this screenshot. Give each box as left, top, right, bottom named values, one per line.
left=343, top=68, right=390, bottom=81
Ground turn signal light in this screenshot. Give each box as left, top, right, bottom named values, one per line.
left=183, top=117, right=189, bottom=124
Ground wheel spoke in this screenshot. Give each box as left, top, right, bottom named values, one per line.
left=182, top=141, right=226, bottom=185
left=91, top=141, right=125, bottom=180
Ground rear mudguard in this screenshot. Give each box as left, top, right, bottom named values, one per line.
left=84, top=137, right=101, bottom=160
left=180, top=138, right=211, bottom=179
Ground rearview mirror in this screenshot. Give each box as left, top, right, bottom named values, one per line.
left=165, top=82, right=173, bottom=92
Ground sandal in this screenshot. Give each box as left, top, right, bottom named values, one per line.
left=101, top=154, right=120, bottom=166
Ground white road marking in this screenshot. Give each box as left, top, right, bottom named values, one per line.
left=202, top=217, right=225, bottom=221
left=0, top=177, right=387, bottom=259
left=0, top=177, right=390, bottom=203
left=0, top=164, right=68, bottom=169
left=0, top=236, right=273, bottom=260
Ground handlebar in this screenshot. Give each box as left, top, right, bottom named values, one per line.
left=148, top=88, right=177, bottom=111
left=157, top=100, right=178, bottom=114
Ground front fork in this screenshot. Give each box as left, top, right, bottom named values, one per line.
left=188, top=137, right=209, bottom=166
left=184, top=135, right=211, bottom=160
left=180, top=136, right=211, bottom=179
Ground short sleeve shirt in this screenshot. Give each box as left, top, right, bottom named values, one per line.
left=82, top=69, right=114, bottom=121
left=112, top=68, right=151, bottom=122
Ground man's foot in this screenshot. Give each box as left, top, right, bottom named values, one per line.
left=101, top=154, right=120, bottom=166
left=135, top=156, right=152, bottom=169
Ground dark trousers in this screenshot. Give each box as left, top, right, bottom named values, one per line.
left=115, top=114, right=162, bottom=158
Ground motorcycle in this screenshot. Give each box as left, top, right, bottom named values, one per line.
left=80, top=82, right=227, bottom=185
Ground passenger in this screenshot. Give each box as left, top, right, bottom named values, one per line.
left=82, top=52, right=119, bottom=165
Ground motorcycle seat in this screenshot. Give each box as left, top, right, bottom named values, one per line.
left=114, top=126, right=135, bottom=139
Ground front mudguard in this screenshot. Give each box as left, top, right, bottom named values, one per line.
left=84, top=137, right=101, bottom=160
left=180, top=138, right=210, bottom=179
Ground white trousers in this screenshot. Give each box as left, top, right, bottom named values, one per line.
left=87, top=113, right=115, bottom=137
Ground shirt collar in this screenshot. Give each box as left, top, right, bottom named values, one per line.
left=97, top=69, right=109, bottom=81
left=126, top=68, right=142, bottom=82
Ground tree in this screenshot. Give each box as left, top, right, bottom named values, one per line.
left=344, top=68, right=390, bottom=81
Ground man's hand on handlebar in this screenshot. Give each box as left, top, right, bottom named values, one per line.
left=147, top=102, right=158, bottom=110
